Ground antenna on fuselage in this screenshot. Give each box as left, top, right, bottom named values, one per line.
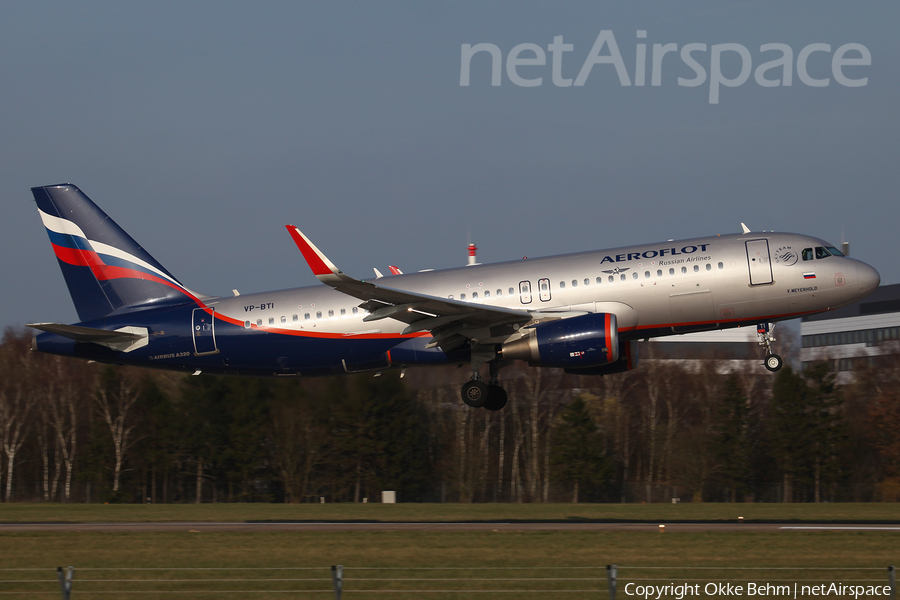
left=740, top=223, right=751, bottom=234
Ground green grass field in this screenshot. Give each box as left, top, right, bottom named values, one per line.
left=1, top=504, right=897, bottom=598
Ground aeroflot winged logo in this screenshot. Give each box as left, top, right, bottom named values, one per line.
left=774, top=246, right=799, bottom=266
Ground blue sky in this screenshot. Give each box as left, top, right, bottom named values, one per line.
left=2, top=1, right=897, bottom=330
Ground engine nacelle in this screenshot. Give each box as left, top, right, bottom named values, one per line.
left=564, top=340, right=639, bottom=376
left=500, top=313, right=618, bottom=368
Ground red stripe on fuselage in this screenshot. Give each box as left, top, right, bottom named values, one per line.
left=239, top=320, right=430, bottom=340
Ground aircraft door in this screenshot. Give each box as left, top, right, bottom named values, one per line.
left=519, top=281, right=532, bottom=304
left=745, top=240, right=773, bottom=285
left=192, top=308, right=218, bottom=355
left=538, top=278, right=552, bottom=302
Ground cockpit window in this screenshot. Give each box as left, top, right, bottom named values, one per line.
left=815, top=246, right=831, bottom=259
left=802, top=248, right=814, bottom=261
left=826, top=246, right=844, bottom=257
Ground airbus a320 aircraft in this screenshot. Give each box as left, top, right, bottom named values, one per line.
left=28, top=184, right=880, bottom=410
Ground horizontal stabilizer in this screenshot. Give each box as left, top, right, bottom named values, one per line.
left=27, top=323, right=149, bottom=353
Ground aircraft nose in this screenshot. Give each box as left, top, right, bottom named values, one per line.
left=857, top=261, right=880, bottom=297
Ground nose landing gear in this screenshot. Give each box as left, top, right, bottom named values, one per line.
left=757, top=322, right=783, bottom=372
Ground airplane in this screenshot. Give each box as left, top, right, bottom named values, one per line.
left=28, top=184, right=881, bottom=411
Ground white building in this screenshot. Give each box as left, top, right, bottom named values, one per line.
left=801, top=284, right=900, bottom=384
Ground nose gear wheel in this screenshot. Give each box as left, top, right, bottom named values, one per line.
left=757, top=322, right=783, bottom=372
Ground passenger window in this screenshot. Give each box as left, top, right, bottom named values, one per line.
left=509, top=287, right=515, bottom=295
left=352, top=307, right=359, bottom=315
left=609, top=275, right=614, bottom=282
left=632, top=272, right=638, bottom=280
left=472, top=292, right=478, bottom=299
left=292, top=314, right=298, bottom=322
left=706, top=263, right=711, bottom=271
left=484, top=290, right=490, bottom=298
left=621, top=274, right=627, bottom=281
left=802, top=248, right=814, bottom=261
left=269, top=317, right=275, bottom=325
left=681, top=267, right=687, bottom=274
left=281, top=316, right=287, bottom=324
left=541, top=281, right=548, bottom=291
left=244, top=320, right=251, bottom=329
left=316, top=311, right=322, bottom=319
left=584, top=278, right=590, bottom=286
left=328, top=310, right=334, bottom=317
left=304, top=313, right=310, bottom=321
left=448, top=295, right=454, bottom=300
left=257, top=319, right=263, bottom=326
left=560, top=281, right=566, bottom=289
left=340, top=308, right=346, bottom=316
left=596, top=277, right=603, bottom=284
left=657, top=270, right=662, bottom=277
left=645, top=271, right=650, bottom=279
left=460, top=293, right=466, bottom=300
left=693, top=265, right=699, bottom=272
left=669, top=268, right=675, bottom=275
left=718, top=262, right=724, bottom=269
left=572, top=280, right=578, bottom=288
left=496, top=289, right=502, bottom=296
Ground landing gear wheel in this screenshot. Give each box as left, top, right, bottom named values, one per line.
left=764, top=353, right=783, bottom=372
left=462, top=380, right=488, bottom=408
left=483, top=385, right=508, bottom=411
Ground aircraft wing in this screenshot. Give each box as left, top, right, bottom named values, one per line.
left=286, top=226, right=542, bottom=350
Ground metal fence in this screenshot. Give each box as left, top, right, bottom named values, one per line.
left=0, top=565, right=894, bottom=598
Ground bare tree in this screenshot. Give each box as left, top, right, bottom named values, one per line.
left=42, top=356, right=91, bottom=502
left=640, top=368, right=665, bottom=502
left=495, top=407, right=506, bottom=503
left=96, top=367, right=142, bottom=493
left=520, top=367, right=560, bottom=502
left=0, top=342, right=36, bottom=502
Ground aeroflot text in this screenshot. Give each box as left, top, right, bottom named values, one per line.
left=460, top=31, right=870, bottom=103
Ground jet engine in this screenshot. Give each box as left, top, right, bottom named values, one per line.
left=500, top=313, right=618, bottom=368
left=564, top=339, right=639, bottom=376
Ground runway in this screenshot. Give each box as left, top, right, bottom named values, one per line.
left=2, top=521, right=899, bottom=533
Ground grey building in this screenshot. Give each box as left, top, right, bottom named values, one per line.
left=640, top=326, right=772, bottom=374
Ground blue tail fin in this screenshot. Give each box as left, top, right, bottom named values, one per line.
left=32, top=184, right=197, bottom=322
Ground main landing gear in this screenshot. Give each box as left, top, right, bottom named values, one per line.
left=461, top=353, right=508, bottom=411
left=757, top=322, right=783, bottom=372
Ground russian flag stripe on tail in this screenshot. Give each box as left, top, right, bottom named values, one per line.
left=32, top=184, right=198, bottom=322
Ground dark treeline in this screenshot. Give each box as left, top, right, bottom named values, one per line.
left=1, top=328, right=898, bottom=504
